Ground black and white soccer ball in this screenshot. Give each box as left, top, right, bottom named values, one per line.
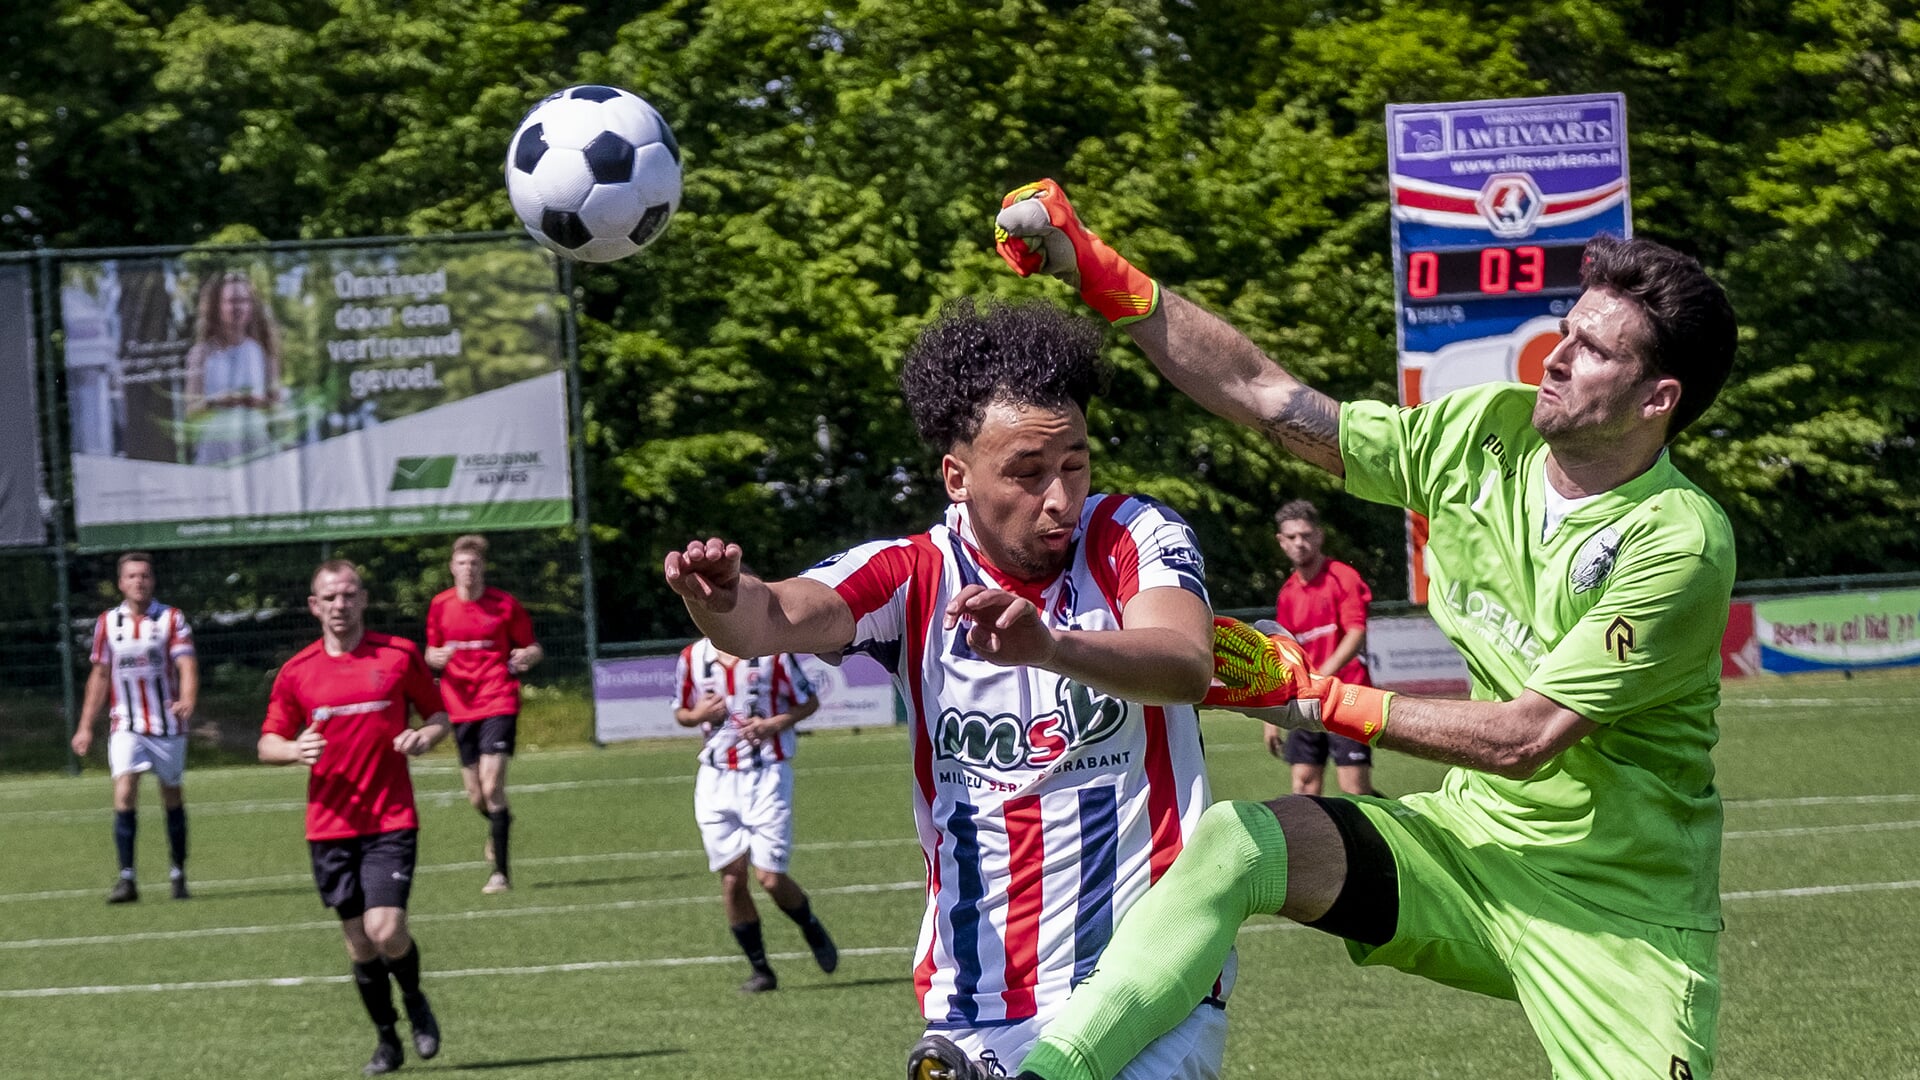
left=505, top=85, right=682, bottom=263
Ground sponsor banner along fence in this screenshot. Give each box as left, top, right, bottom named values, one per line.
left=0, top=264, right=47, bottom=546
left=1721, top=590, right=1920, bottom=676
left=61, top=238, right=569, bottom=548
left=593, top=653, right=899, bottom=743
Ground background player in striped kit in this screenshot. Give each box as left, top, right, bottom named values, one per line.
left=71, top=552, right=199, bottom=903
left=673, top=637, right=839, bottom=993
left=424, top=534, right=543, bottom=895
left=665, top=299, right=1227, bottom=1079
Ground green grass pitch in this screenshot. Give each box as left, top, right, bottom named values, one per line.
left=4, top=670, right=1918, bottom=1078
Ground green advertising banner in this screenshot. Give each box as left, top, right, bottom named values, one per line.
left=61, top=239, right=569, bottom=549
left=1750, top=589, right=1920, bottom=673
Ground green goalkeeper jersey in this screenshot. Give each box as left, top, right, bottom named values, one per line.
left=1340, top=382, right=1734, bottom=930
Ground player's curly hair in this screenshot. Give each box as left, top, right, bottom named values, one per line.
left=900, top=298, right=1108, bottom=451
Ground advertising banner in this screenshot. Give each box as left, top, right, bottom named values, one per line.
left=1720, top=591, right=1920, bottom=675
left=1387, top=93, right=1630, bottom=601
left=1365, top=613, right=1472, bottom=696
left=0, top=265, right=47, bottom=546
left=594, top=653, right=900, bottom=743
left=61, top=239, right=569, bottom=549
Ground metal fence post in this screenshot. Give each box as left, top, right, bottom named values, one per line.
left=558, top=258, right=601, bottom=742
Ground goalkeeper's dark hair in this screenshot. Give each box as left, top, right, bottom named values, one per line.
left=1579, top=234, right=1737, bottom=440
left=900, top=298, right=1108, bottom=451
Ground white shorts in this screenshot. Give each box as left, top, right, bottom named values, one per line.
left=694, top=763, right=794, bottom=873
left=108, top=731, right=187, bottom=787
left=931, top=1000, right=1228, bottom=1080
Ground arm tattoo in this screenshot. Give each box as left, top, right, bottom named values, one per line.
left=1263, top=389, right=1343, bottom=472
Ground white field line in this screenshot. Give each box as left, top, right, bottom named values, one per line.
left=6, top=877, right=1917, bottom=999
left=1722, top=793, right=1920, bottom=809
left=0, top=762, right=895, bottom=825
left=0, top=836, right=920, bottom=904
left=0, top=738, right=917, bottom=798
left=0, top=879, right=924, bottom=951
left=1723, top=819, right=1920, bottom=840
left=11, top=800, right=1913, bottom=906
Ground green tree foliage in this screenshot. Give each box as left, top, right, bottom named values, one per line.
left=3, top=1, right=1915, bottom=639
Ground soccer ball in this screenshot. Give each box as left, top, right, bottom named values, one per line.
left=505, top=85, right=682, bottom=263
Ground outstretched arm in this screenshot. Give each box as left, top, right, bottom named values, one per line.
left=664, top=538, right=856, bottom=659
left=995, top=179, right=1345, bottom=476
left=1124, top=291, right=1345, bottom=476
left=947, top=583, right=1213, bottom=704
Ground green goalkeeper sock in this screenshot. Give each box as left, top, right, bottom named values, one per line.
left=1017, top=800, right=1289, bottom=1080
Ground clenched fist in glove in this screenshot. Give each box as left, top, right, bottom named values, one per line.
left=994, top=179, right=1159, bottom=326
left=1205, top=616, right=1394, bottom=746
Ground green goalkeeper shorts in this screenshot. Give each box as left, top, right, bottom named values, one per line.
left=1345, top=794, right=1720, bottom=1080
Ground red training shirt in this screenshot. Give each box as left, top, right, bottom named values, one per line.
left=1274, top=558, right=1373, bottom=686
left=425, top=587, right=536, bottom=722
left=263, top=632, right=445, bottom=841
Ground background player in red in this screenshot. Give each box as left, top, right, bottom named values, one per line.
left=424, top=534, right=542, bottom=894
left=1268, top=500, right=1380, bottom=797
left=262, top=560, right=451, bottom=1076
left=674, top=637, right=838, bottom=993
left=72, top=551, right=199, bottom=903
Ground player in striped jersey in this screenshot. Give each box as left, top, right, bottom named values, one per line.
left=666, top=300, right=1228, bottom=1078
left=71, top=552, right=199, bottom=903
left=674, top=638, right=839, bottom=993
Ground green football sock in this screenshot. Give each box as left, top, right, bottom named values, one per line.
left=1018, top=800, right=1289, bottom=1080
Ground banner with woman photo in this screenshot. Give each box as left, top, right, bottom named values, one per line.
left=60, top=239, right=570, bottom=548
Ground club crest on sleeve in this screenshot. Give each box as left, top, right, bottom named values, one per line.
left=1570, top=526, right=1622, bottom=593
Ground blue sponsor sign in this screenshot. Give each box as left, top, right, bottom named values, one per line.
left=1385, top=93, right=1630, bottom=600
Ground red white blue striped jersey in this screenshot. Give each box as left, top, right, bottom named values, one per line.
left=674, top=641, right=816, bottom=770
left=90, top=601, right=195, bottom=736
left=802, top=494, right=1218, bottom=1025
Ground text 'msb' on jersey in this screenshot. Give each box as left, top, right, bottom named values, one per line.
left=802, top=494, right=1221, bottom=1026
left=91, top=600, right=195, bottom=736
left=263, top=632, right=446, bottom=842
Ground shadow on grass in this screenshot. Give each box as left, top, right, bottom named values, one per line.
left=447, top=1048, right=683, bottom=1071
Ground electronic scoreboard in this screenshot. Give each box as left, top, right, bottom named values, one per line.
left=1386, top=93, right=1631, bottom=602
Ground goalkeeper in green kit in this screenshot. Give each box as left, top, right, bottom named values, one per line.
left=921, top=180, right=1739, bottom=1080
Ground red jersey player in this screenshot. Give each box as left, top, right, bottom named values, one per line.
left=424, top=534, right=541, bottom=894
left=261, top=560, right=451, bottom=1076
left=1270, top=499, right=1380, bottom=797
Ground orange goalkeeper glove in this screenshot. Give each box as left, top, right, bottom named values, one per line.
left=994, top=179, right=1159, bottom=325
left=1205, top=617, right=1393, bottom=746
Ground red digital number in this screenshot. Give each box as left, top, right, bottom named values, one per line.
left=1480, top=247, right=1511, bottom=294
left=1515, top=246, right=1544, bottom=292
left=1408, top=251, right=1438, bottom=298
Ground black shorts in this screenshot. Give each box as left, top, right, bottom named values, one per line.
left=452, top=714, right=518, bottom=766
left=1283, top=727, right=1373, bottom=767
left=309, top=828, right=418, bottom=920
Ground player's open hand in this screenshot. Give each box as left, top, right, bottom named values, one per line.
left=295, top=725, right=327, bottom=766
left=664, top=538, right=746, bottom=613
left=945, top=584, right=1057, bottom=668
